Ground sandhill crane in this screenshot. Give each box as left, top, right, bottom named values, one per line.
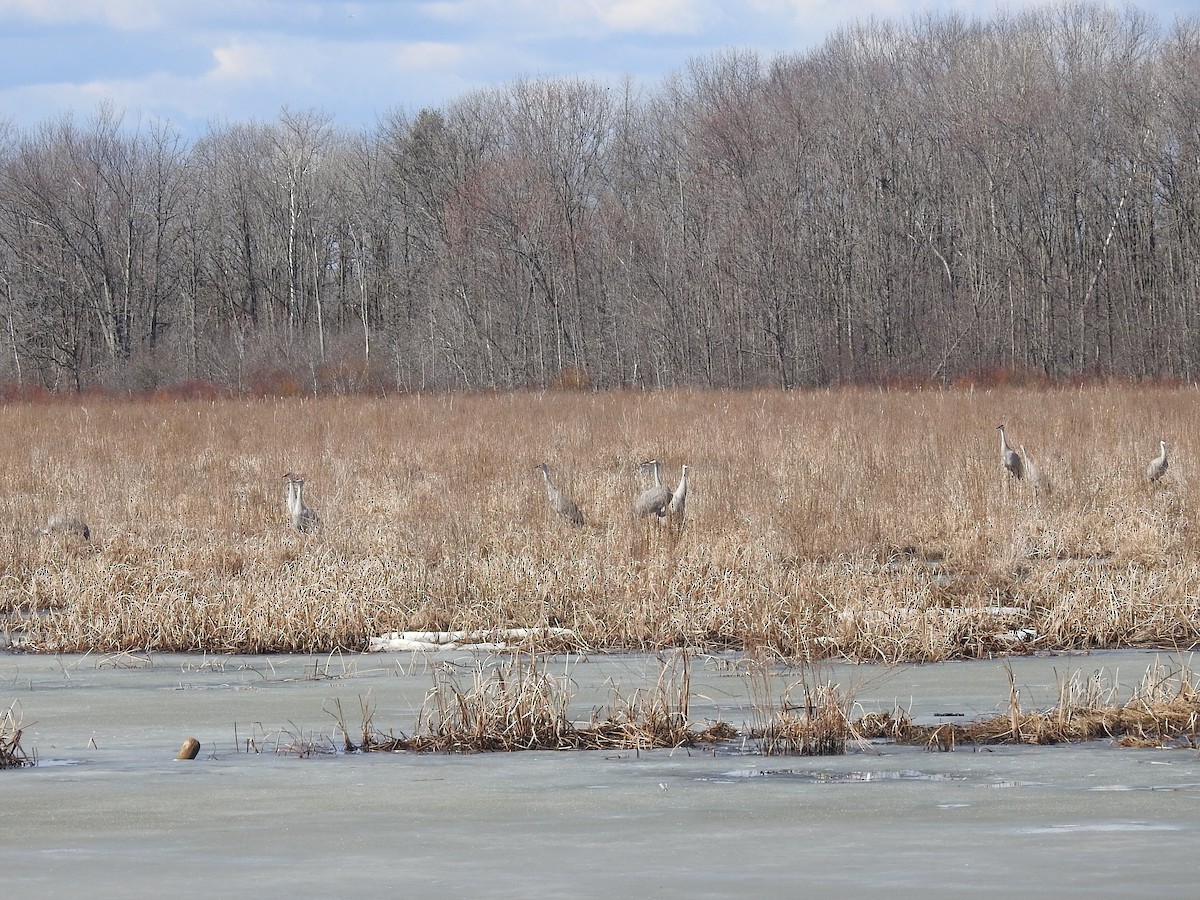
left=633, top=459, right=672, bottom=518
left=534, top=463, right=585, bottom=526
left=283, top=472, right=320, bottom=532
left=666, top=464, right=688, bottom=528
left=36, top=515, right=90, bottom=540
left=1020, top=445, right=1051, bottom=497
left=997, top=424, right=1024, bottom=479
left=1147, top=440, right=1169, bottom=483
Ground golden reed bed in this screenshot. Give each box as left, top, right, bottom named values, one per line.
left=1, top=386, right=1197, bottom=661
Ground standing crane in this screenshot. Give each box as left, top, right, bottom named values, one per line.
left=997, top=424, right=1024, bottom=479
left=283, top=472, right=321, bottom=532
left=1020, top=445, right=1051, bottom=497
left=534, top=463, right=585, bottom=526
left=1147, top=440, right=1169, bottom=483
left=633, top=459, right=672, bottom=518
left=666, top=464, right=689, bottom=529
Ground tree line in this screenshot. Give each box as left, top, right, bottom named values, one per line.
left=1, top=1, right=1197, bottom=394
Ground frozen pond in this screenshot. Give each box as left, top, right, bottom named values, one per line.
left=2, top=649, right=1198, bottom=896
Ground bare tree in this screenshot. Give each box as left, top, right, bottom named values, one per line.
left=1, top=4, right=1199, bottom=392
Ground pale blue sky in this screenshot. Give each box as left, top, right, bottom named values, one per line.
left=0, top=1, right=1192, bottom=136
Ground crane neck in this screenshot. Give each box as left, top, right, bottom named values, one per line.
left=286, top=480, right=304, bottom=515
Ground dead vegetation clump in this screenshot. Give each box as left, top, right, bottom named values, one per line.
left=1, top=703, right=32, bottom=768
left=358, top=652, right=710, bottom=753
left=743, top=662, right=856, bottom=756
left=406, top=654, right=578, bottom=752
left=753, top=681, right=853, bottom=756
left=349, top=653, right=850, bottom=755
left=855, top=660, right=1200, bottom=749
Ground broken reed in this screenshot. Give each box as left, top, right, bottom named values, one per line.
left=4, top=386, right=1200, bottom=661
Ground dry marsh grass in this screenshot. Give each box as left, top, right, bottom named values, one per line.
left=746, top=663, right=856, bottom=756
left=2, top=386, right=1199, bottom=661
left=860, top=658, right=1200, bottom=749
left=304, top=653, right=1200, bottom=756
left=344, top=652, right=783, bottom=753
left=359, top=651, right=705, bottom=752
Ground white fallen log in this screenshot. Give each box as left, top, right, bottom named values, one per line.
left=995, top=628, right=1039, bottom=644
left=367, top=627, right=576, bottom=652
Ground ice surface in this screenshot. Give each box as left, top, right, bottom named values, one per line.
left=1, top=649, right=1197, bottom=896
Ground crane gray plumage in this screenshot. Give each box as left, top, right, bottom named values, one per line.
left=1020, top=445, right=1051, bottom=497
left=666, top=463, right=688, bottom=527
left=283, top=472, right=320, bottom=532
left=1147, top=440, right=1169, bottom=483
left=633, top=459, right=672, bottom=518
left=534, top=463, right=584, bottom=526
left=36, top=515, right=90, bottom=540
left=997, top=424, right=1023, bottom=479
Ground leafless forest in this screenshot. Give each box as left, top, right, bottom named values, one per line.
left=1, top=2, right=1198, bottom=394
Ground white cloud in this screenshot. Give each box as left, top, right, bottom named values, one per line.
left=744, top=0, right=904, bottom=27
left=1, top=0, right=172, bottom=28
left=199, top=35, right=480, bottom=90
left=0, top=1, right=321, bottom=30
left=591, top=0, right=712, bottom=34
left=746, top=0, right=1066, bottom=28
left=420, top=0, right=715, bottom=35
left=390, top=41, right=467, bottom=72
left=209, top=42, right=283, bottom=83
left=0, top=34, right=487, bottom=132
left=2, top=0, right=1181, bottom=138
left=417, top=1, right=476, bottom=24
